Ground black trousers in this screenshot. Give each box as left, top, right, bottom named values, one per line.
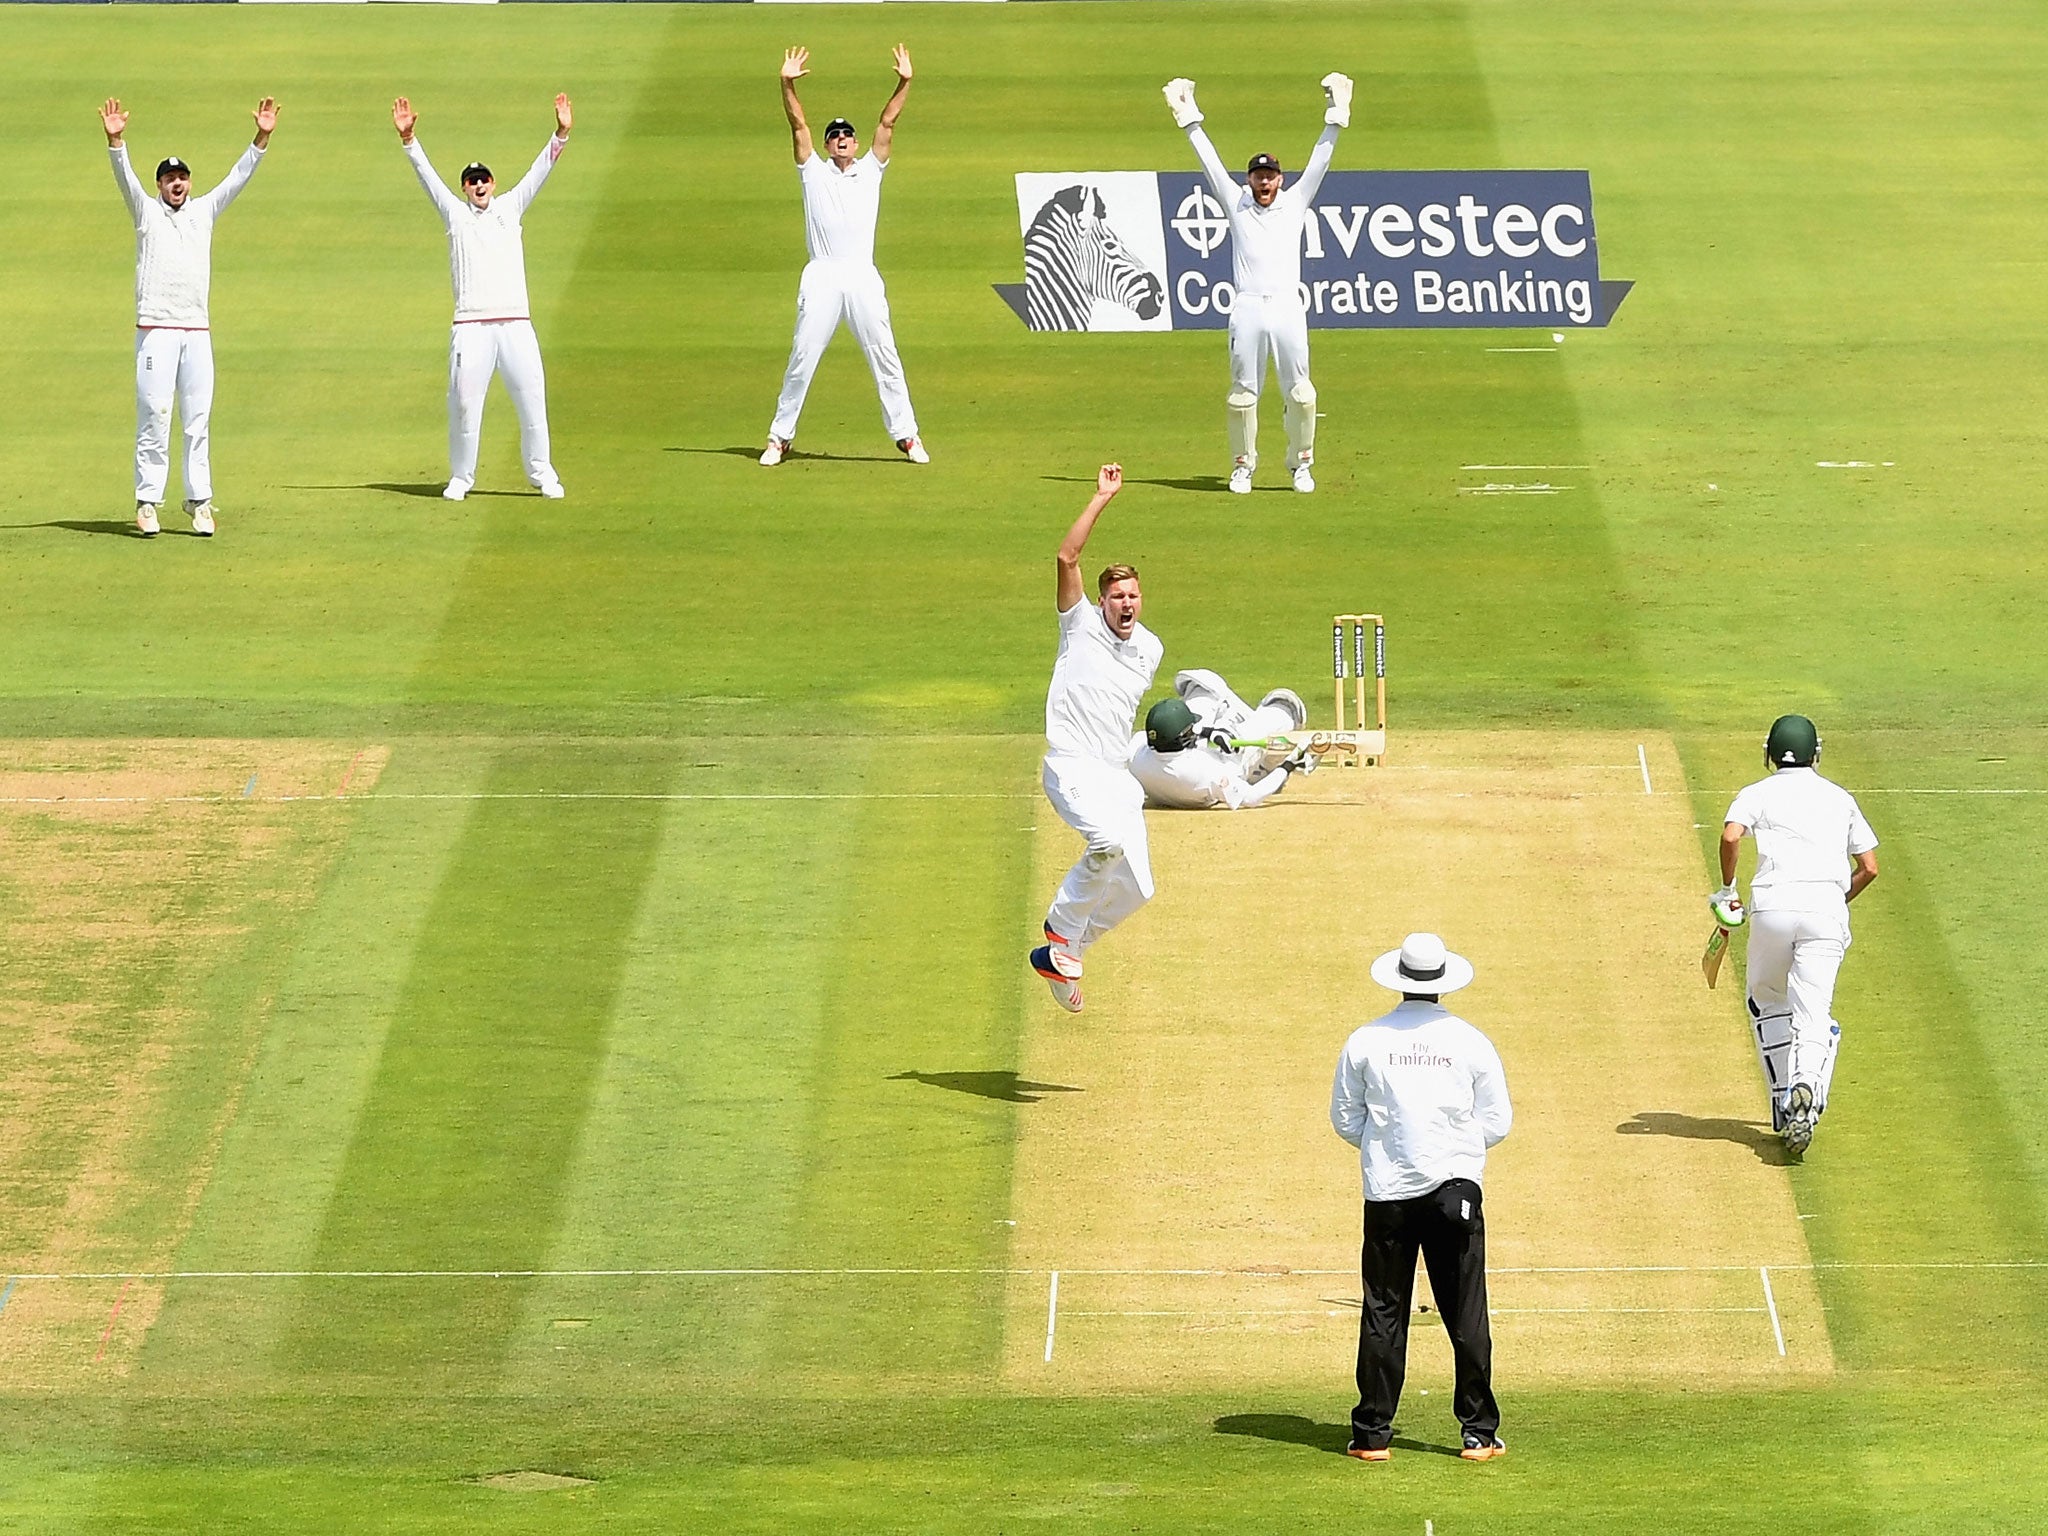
left=1350, top=1178, right=1499, bottom=1449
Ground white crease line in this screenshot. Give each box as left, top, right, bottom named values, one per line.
left=1044, top=1270, right=1060, bottom=1363
left=1485, top=347, right=1557, bottom=353
left=1458, top=484, right=1567, bottom=495
left=1461, top=464, right=1589, bottom=470
left=1637, top=743, right=1653, bottom=795
left=0, top=792, right=1036, bottom=806
left=1761, top=1266, right=1787, bottom=1356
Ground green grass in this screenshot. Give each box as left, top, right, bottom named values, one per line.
left=2, top=0, right=2047, bottom=1529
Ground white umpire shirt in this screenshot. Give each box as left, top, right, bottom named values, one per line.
left=1185, top=124, right=1338, bottom=299
left=799, top=151, right=885, bottom=266
left=1045, top=602, right=1162, bottom=767
left=404, top=135, right=565, bottom=323
left=1331, top=1000, right=1512, bottom=1203
left=110, top=143, right=266, bottom=329
left=1725, top=767, right=1878, bottom=916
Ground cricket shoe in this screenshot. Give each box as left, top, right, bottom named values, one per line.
left=897, top=436, right=930, bottom=465
left=1345, top=1446, right=1391, bottom=1463
left=1029, top=945, right=1084, bottom=1013
left=1228, top=463, right=1253, bottom=495
left=1292, top=464, right=1316, bottom=494
left=186, top=499, right=215, bottom=537
left=1781, top=1083, right=1816, bottom=1156
left=1460, top=1433, right=1507, bottom=1462
left=759, top=437, right=791, bottom=467
left=442, top=478, right=472, bottom=502
left=536, top=480, right=566, bottom=500
left=1042, top=923, right=1083, bottom=978
left=135, top=502, right=161, bottom=537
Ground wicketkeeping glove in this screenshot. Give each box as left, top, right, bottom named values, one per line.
left=1322, top=71, right=1354, bottom=128
left=1163, top=78, right=1204, bottom=129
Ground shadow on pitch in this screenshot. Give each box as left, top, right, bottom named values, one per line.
left=290, top=482, right=534, bottom=499
left=2, top=519, right=186, bottom=538
left=1213, top=1415, right=1463, bottom=1460
left=1040, top=472, right=1229, bottom=493
left=1617, top=1110, right=1791, bottom=1165
left=667, top=445, right=903, bottom=465
left=888, top=1070, right=1082, bottom=1104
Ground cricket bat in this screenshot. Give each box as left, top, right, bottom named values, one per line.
left=1701, top=925, right=1731, bottom=988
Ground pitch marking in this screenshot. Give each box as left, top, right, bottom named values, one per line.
left=1045, top=1270, right=1060, bottom=1363
left=1761, top=1266, right=1786, bottom=1356
left=1637, top=743, right=1653, bottom=795
left=94, top=1279, right=133, bottom=1363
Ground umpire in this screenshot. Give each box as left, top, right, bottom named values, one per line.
left=1330, top=933, right=1512, bottom=1463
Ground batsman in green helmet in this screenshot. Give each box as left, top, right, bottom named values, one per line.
left=1129, top=673, right=1314, bottom=810
left=1716, top=715, right=1881, bottom=1157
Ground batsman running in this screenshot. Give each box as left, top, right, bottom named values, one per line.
left=1129, top=670, right=1316, bottom=810
left=1715, top=715, right=1880, bottom=1157
left=1030, top=464, right=1161, bottom=1013
left=1163, top=71, right=1351, bottom=494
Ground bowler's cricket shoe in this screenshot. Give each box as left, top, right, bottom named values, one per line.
left=1228, top=463, right=1253, bottom=495
left=186, top=500, right=215, bottom=537
left=1781, top=1083, right=1816, bottom=1156
left=1029, top=945, right=1084, bottom=1013
left=1292, top=464, right=1316, bottom=494
left=442, top=478, right=472, bottom=502
left=759, top=437, right=790, bottom=467
left=135, top=502, right=161, bottom=537
left=1460, top=1433, right=1506, bottom=1461
left=1042, top=923, right=1083, bottom=977
left=897, top=436, right=930, bottom=465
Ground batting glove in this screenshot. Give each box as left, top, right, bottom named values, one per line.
left=1199, top=725, right=1235, bottom=753
left=1322, top=71, right=1354, bottom=128
left=1709, top=884, right=1746, bottom=928
left=1283, top=746, right=1318, bottom=775
left=1164, top=78, right=1204, bottom=129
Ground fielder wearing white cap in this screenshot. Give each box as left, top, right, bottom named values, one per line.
left=1331, top=933, right=1511, bottom=1463
left=761, top=45, right=926, bottom=469
left=102, top=95, right=277, bottom=538
left=393, top=93, right=571, bottom=503
left=1162, top=72, right=1351, bottom=495
left=1717, top=714, right=1879, bottom=1157
left=1029, top=465, right=1161, bottom=1013
left=1127, top=671, right=1314, bottom=810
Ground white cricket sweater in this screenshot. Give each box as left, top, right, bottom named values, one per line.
left=1186, top=124, right=1338, bottom=300
left=111, top=142, right=265, bottom=329
left=404, top=134, right=565, bottom=323
left=1331, top=999, right=1512, bottom=1202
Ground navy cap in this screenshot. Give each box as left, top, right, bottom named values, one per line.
left=823, top=118, right=856, bottom=140
left=1246, top=153, right=1283, bottom=174
left=155, top=157, right=191, bottom=181
left=460, top=162, right=493, bottom=185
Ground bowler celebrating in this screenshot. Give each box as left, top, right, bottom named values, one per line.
left=1030, top=465, right=1160, bottom=1013
left=762, top=45, right=926, bottom=468
left=394, top=93, right=571, bottom=502
left=1163, top=73, right=1350, bottom=494
left=103, top=95, right=277, bottom=537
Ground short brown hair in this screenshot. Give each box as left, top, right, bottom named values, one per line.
left=1097, top=563, right=1140, bottom=596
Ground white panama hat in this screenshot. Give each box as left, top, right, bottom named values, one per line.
left=1370, top=932, right=1475, bottom=995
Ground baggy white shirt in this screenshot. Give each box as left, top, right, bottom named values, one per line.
left=800, top=151, right=887, bottom=264
left=1185, top=124, right=1339, bottom=299
left=1725, top=767, right=1878, bottom=916
left=1331, top=1000, right=1512, bottom=1203
left=404, top=135, right=565, bottom=322
left=111, top=143, right=265, bottom=328
left=1044, top=602, right=1162, bottom=767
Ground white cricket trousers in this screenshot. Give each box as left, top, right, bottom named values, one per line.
left=1746, top=905, right=1850, bottom=1113
left=134, top=327, right=215, bottom=503
left=770, top=259, right=919, bottom=444
left=448, top=319, right=557, bottom=489
left=1041, top=752, right=1153, bottom=956
left=1227, top=293, right=1315, bottom=471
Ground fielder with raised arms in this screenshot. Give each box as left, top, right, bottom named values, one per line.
left=1029, top=465, right=1160, bottom=1013
left=762, top=45, right=926, bottom=468
left=102, top=95, right=277, bottom=538
left=1163, top=73, right=1350, bottom=494
left=393, top=93, right=571, bottom=502
left=1716, top=714, right=1880, bottom=1156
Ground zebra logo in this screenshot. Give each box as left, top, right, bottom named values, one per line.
left=1022, top=184, right=1165, bottom=332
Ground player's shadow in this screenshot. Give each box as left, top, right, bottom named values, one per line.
left=887, top=1070, right=1082, bottom=1104
left=1212, top=1415, right=1463, bottom=1459
left=1039, top=472, right=1229, bottom=493
left=667, top=446, right=903, bottom=465
left=1617, top=1110, right=1791, bottom=1166
left=2, top=519, right=160, bottom=538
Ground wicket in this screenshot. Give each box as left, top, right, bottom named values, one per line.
left=1330, top=613, right=1388, bottom=766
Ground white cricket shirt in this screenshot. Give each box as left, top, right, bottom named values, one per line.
left=111, top=143, right=265, bottom=329
left=404, top=135, right=565, bottom=323
left=1129, top=739, right=1283, bottom=810
left=1331, top=1000, right=1512, bottom=1202
left=1044, top=602, right=1162, bottom=765
left=1725, top=767, right=1878, bottom=913
left=1187, top=124, right=1338, bottom=299
left=799, top=151, right=886, bottom=265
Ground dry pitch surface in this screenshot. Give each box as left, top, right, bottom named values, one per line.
left=1007, top=731, right=1833, bottom=1391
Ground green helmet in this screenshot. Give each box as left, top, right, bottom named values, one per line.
left=1765, top=714, right=1821, bottom=769
left=1145, top=697, right=1200, bottom=752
